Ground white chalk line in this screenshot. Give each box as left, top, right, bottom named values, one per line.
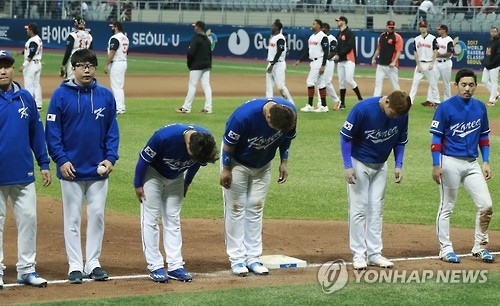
left=3, top=251, right=499, bottom=288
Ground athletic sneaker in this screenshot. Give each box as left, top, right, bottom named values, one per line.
left=17, top=272, right=48, bottom=287
left=472, top=249, right=495, bottom=263
left=332, top=101, right=341, bottom=110
left=89, top=267, right=109, bottom=281
left=68, top=270, right=84, bottom=284
left=167, top=268, right=193, bottom=282
left=150, top=268, right=169, bottom=283
left=353, top=257, right=367, bottom=270
left=247, top=262, right=269, bottom=275
left=313, top=105, right=329, bottom=113
left=200, top=109, right=212, bottom=114
left=231, top=263, right=249, bottom=277
left=487, top=101, right=495, bottom=107
left=440, top=251, right=461, bottom=263
left=175, top=107, right=191, bottom=113
left=339, top=104, right=346, bottom=110
left=368, top=256, right=394, bottom=268
left=116, top=109, right=126, bottom=114
left=300, top=104, right=314, bottom=112
left=421, top=101, right=435, bottom=107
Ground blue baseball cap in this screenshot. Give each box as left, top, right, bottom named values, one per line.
left=0, top=50, right=15, bottom=64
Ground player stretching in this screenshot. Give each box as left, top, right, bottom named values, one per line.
left=266, top=19, right=294, bottom=104
left=340, top=90, right=411, bottom=270
left=430, top=68, right=495, bottom=264
left=221, top=97, right=297, bottom=276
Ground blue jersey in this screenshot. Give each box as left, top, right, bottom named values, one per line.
left=0, top=81, right=50, bottom=186
left=340, top=97, right=409, bottom=163
left=139, top=124, right=211, bottom=180
left=46, top=79, right=120, bottom=180
left=430, top=95, right=489, bottom=158
left=223, top=97, right=297, bottom=168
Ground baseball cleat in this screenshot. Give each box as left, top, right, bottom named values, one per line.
left=440, top=251, right=461, bottom=263
left=175, top=107, right=191, bottom=113
left=472, top=249, right=495, bottom=263
left=313, top=105, right=329, bottom=113
left=332, top=101, right=341, bottom=110
left=167, top=268, right=193, bottom=282
left=200, top=109, right=213, bottom=114
left=368, top=256, right=394, bottom=268
left=421, top=101, right=435, bottom=107
left=300, top=104, right=314, bottom=112
left=352, top=257, right=367, bottom=270
left=17, top=272, right=48, bottom=287
left=231, top=263, right=249, bottom=277
left=68, top=270, right=84, bottom=284
left=487, top=101, right=495, bottom=107
left=247, top=262, right=269, bottom=275
left=149, top=268, right=169, bottom=283
left=89, top=267, right=109, bottom=281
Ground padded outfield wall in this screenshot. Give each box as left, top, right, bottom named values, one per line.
left=0, top=18, right=487, bottom=69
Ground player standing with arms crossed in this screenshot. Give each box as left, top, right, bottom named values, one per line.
left=104, top=21, right=129, bottom=115
left=430, top=68, right=495, bottom=264
left=371, top=21, right=403, bottom=97
left=408, top=21, right=440, bottom=107
left=340, top=90, right=411, bottom=270
left=220, top=97, right=297, bottom=276
left=0, top=50, right=51, bottom=288
left=294, top=19, right=328, bottom=112
left=46, top=49, right=119, bottom=284
left=333, top=16, right=363, bottom=111
left=266, top=19, right=294, bottom=104
left=134, top=124, right=218, bottom=283
left=481, top=27, right=500, bottom=106
left=432, top=24, right=454, bottom=103
left=60, top=17, right=93, bottom=80
left=18, top=23, right=43, bottom=110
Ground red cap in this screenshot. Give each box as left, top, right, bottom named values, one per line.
left=419, top=21, right=427, bottom=28
left=387, top=20, right=395, bottom=27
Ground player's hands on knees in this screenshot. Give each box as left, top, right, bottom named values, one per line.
left=135, top=187, right=145, bottom=203
left=344, top=168, right=356, bottom=185
left=41, top=169, right=52, bottom=187
left=394, top=168, right=403, bottom=183
left=60, top=161, right=76, bottom=180
left=220, top=168, right=232, bottom=189
left=432, top=166, right=442, bottom=184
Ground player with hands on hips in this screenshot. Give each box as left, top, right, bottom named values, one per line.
left=45, top=49, right=119, bottom=284
left=18, top=23, right=43, bottom=110
left=221, top=97, right=297, bottom=276
left=0, top=50, right=51, bottom=288
left=340, top=90, right=411, bottom=270
left=266, top=19, right=294, bottom=104
left=430, top=68, right=495, bottom=264
left=134, top=124, right=218, bottom=283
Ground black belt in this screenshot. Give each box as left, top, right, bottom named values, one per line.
left=310, top=58, right=319, bottom=61
left=269, top=60, right=283, bottom=63
left=32, top=59, right=40, bottom=63
left=437, top=59, right=448, bottom=62
left=420, top=61, right=431, bottom=63
left=111, top=60, right=126, bottom=63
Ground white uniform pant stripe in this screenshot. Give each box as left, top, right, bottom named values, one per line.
left=109, top=61, right=127, bottom=111
left=222, top=160, right=271, bottom=267
left=373, top=65, right=400, bottom=97
left=348, top=158, right=387, bottom=261
left=60, top=179, right=108, bottom=274
left=0, top=183, right=37, bottom=276
left=409, top=62, right=440, bottom=104
left=482, top=66, right=500, bottom=102
left=141, top=167, right=185, bottom=272
left=436, top=156, right=492, bottom=255
left=182, top=69, right=212, bottom=112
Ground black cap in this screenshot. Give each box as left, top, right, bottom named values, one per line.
left=192, top=21, right=206, bottom=30
left=437, top=24, right=448, bottom=32
left=336, top=16, right=348, bottom=24
left=109, top=21, right=123, bottom=31
left=24, top=23, right=39, bottom=34
left=0, top=50, right=15, bottom=65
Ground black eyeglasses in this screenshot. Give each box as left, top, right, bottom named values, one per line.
left=74, top=63, right=96, bottom=70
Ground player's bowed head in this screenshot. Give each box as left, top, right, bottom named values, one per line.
left=385, top=90, right=412, bottom=117
left=267, top=103, right=297, bottom=132
left=188, top=132, right=219, bottom=164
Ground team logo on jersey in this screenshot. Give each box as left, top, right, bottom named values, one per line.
left=93, top=107, right=105, bottom=120
left=365, top=127, right=399, bottom=143
left=18, top=106, right=28, bottom=119
left=431, top=120, right=440, bottom=128
left=248, top=132, right=283, bottom=150
left=143, top=146, right=156, bottom=159
left=227, top=130, right=240, bottom=141
left=343, top=121, right=353, bottom=131
left=163, top=158, right=196, bottom=171
left=451, top=120, right=481, bottom=138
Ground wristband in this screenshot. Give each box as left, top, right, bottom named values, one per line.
left=221, top=150, right=233, bottom=167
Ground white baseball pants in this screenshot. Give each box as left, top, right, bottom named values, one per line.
left=60, top=179, right=108, bottom=275
left=0, top=183, right=38, bottom=277
left=265, top=61, right=294, bottom=104
left=140, top=167, right=185, bottom=272
left=66, top=63, right=75, bottom=81
left=317, top=60, right=340, bottom=106
left=336, top=60, right=358, bottom=90
left=109, top=61, right=127, bottom=112
left=409, top=62, right=440, bottom=104
left=348, top=158, right=387, bottom=262
left=23, top=61, right=42, bottom=108
left=182, top=69, right=212, bottom=112
left=482, top=66, right=500, bottom=103
left=223, top=160, right=271, bottom=267
left=306, top=59, right=326, bottom=88
left=373, top=64, right=400, bottom=97
left=432, top=60, right=452, bottom=101
left=436, top=156, right=493, bottom=256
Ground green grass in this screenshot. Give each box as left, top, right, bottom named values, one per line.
left=28, top=51, right=500, bottom=304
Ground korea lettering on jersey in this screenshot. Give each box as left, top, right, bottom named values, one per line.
left=24, top=35, right=43, bottom=60
left=414, top=34, right=437, bottom=61
left=436, top=36, right=454, bottom=58
left=267, top=32, right=286, bottom=62
left=108, top=32, right=129, bottom=60
left=69, top=30, right=92, bottom=55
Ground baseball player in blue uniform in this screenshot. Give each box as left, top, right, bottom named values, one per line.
left=46, top=49, right=120, bottom=284
left=134, top=124, right=218, bottom=283
left=430, top=68, right=495, bottom=264
left=220, top=97, right=297, bottom=276
left=340, top=90, right=411, bottom=270
left=0, top=50, right=51, bottom=288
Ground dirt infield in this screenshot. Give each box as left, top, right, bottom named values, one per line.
left=2, top=72, right=498, bottom=304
